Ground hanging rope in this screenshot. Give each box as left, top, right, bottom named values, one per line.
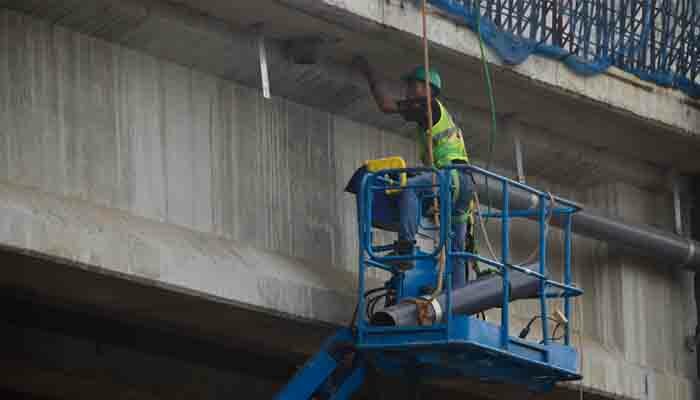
left=421, top=0, right=447, bottom=302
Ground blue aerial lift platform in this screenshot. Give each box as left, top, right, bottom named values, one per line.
left=275, top=161, right=583, bottom=399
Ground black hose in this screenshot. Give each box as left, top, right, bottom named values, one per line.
left=364, top=287, right=388, bottom=298
left=519, top=315, right=562, bottom=340
left=364, top=288, right=396, bottom=320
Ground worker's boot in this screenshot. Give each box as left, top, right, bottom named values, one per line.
left=390, top=240, right=415, bottom=271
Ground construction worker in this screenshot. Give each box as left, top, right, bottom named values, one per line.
left=353, top=56, right=473, bottom=289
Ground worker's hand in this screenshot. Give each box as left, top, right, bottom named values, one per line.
left=351, top=55, right=371, bottom=75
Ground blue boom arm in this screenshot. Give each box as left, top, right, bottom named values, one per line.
left=274, top=328, right=366, bottom=400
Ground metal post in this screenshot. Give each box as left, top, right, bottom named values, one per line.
left=357, top=179, right=368, bottom=340
left=501, top=181, right=510, bottom=349
left=258, top=34, right=271, bottom=99
left=446, top=273, right=453, bottom=336
left=512, top=123, right=526, bottom=183
left=366, top=176, right=375, bottom=255
left=539, top=195, right=549, bottom=349
left=672, top=171, right=683, bottom=235
left=444, top=173, right=453, bottom=335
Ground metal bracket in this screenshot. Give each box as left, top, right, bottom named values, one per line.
left=513, top=131, right=525, bottom=184
left=257, top=30, right=271, bottom=99
left=671, top=170, right=683, bottom=236
left=504, top=116, right=526, bottom=183
left=252, top=22, right=271, bottom=99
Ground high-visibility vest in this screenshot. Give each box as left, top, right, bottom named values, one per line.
left=417, top=99, right=469, bottom=169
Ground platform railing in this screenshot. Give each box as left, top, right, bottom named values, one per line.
left=356, top=164, right=583, bottom=350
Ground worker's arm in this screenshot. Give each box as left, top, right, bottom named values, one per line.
left=353, top=56, right=399, bottom=114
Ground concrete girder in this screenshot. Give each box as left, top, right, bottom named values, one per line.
left=2, top=0, right=700, bottom=175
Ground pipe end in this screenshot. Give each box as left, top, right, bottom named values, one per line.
left=370, top=311, right=397, bottom=326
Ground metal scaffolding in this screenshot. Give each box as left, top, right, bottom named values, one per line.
left=430, top=0, right=700, bottom=97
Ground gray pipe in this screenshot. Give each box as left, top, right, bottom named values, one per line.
left=372, top=268, right=541, bottom=326
left=471, top=173, right=700, bottom=271
left=372, top=172, right=700, bottom=327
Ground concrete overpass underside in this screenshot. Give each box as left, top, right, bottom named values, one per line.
left=0, top=244, right=611, bottom=400
left=0, top=1, right=698, bottom=399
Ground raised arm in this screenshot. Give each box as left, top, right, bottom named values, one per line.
left=353, top=56, right=399, bottom=114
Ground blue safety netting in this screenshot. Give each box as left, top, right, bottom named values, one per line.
left=428, top=0, right=700, bottom=98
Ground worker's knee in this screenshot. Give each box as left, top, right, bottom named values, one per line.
left=401, top=173, right=433, bottom=202
left=451, top=223, right=467, bottom=249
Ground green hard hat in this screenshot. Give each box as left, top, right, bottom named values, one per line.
left=402, top=66, right=442, bottom=94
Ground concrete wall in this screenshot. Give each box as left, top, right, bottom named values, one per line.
left=574, top=182, right=696, bottom=399
left=4, top=0, right=698, bottom=174
left=0, top=7, right=697, bottom=400
left=0, top=7, right=416, bottom=275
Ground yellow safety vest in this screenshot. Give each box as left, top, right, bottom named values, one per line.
left=418, top=99, right=469, bottom=168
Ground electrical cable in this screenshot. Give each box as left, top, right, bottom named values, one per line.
left=550, top=322, right=566, bottom=342
left=354, top=287, right=390, bottom=326
left=475, top=5, right=498, bottom=168
left=470, top=2, right=557, bottom=280
left=519, top=315, right=562, bottom=339
left=471, top=184, right=500, bottom=261
left=348, top=302, right=358, bottom=329
left=464, top=2, right=504, bottom=272
left=577, top=294, right=585, bottom=399
left=364, top=287, right=389, bottom=298
left=513, top=191, right=556, bottom=267
left=574, top=218, right=585, bottom=400
left=475, top=4, right=499, bottom=219
left=468, top=171, right=556, bottom=271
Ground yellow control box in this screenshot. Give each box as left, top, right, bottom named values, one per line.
left=365, top=156, right=407, bottom=195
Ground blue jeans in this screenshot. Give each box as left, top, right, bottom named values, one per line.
left=398, top=170, right=473, bottom=288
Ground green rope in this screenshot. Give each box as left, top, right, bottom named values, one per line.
left=475, top=6, right=498, bottom=218
left=475, top=8, right=498, bottom=171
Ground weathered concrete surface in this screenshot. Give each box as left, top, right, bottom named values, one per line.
left=281, top=0, right=700, bottom=137
left=0, top=6, right=697, bottom=400
left=0, top=7, right=418, bottom=276
left=0, top=180, right=358, bottom=325
left=159, top=0, right=700, bottom=171
left=572, top=182, right=696, bottom=400
left=3, top=0, right=700, bottom=175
